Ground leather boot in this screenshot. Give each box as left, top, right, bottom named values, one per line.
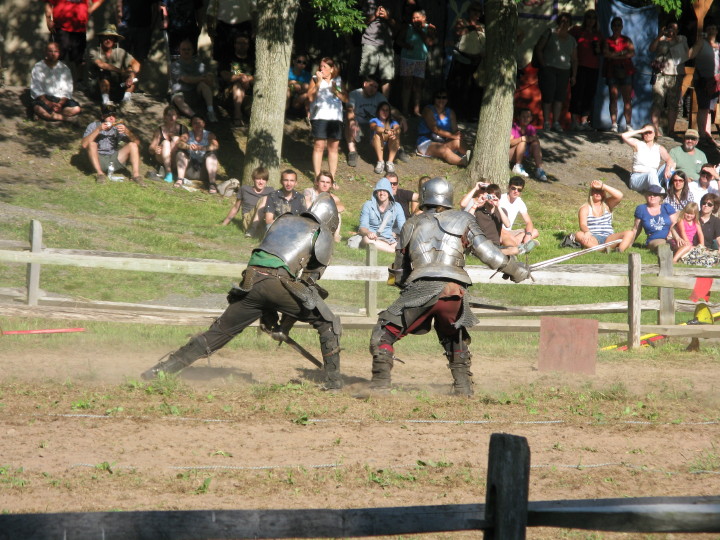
left=370, top=350, right=394, bottom=389
left=448, top=353, right=474, bottom=396
left=141, top=336, right=209, bottom=380
left=323, top=352, right=343, bottom=391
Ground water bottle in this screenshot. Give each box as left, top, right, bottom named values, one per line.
left=107, top=162, right=122, bottom=182
left=107, top=162, right=114, bottom=177
left=120, top=77, right=139, bottom=88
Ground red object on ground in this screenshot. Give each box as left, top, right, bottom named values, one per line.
left=690, top=278, right=713, bottom=303
left=1, top=328, right=86, bottom=336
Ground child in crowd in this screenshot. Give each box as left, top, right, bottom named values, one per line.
left=673, top=202, right=704, bottom=262
left=369, top=102, right=401, bottom=174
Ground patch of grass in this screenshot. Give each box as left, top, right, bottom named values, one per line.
left=688, top=445, right=720, bottom=473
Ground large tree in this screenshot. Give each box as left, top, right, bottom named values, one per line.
left=240, top=0, right=363, bottom=185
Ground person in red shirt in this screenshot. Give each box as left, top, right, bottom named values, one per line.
left=44, top=0, right=106, bottom=82
left=603, top=16, right=635, bottom=133
left=569, top=10, right=601, bottom=131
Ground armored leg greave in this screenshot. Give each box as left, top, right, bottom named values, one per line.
left=141, top=335, right=211, bottom=380
left=440, top=329, right=474, bottom=396
left=318, top=323, right=343, bottom=390
left=369, top=321, right=398, bottom=389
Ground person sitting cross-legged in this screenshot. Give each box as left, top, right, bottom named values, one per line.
left=30, top=42, right=82, bottom=123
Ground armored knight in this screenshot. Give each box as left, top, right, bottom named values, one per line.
left=369, top=177, right=530, bottom=396
left=141, top=193, right=343, bottom=390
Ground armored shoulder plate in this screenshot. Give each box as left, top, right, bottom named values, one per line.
left=435, top=209, right=475, bottom=236
left=258, top=214, right=320, bottom=276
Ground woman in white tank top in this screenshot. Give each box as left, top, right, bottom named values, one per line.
left=622, top=123, right=674, bottom=193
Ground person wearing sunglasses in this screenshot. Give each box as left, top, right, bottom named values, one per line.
left=689, top=163, right=720, bottom=201
left=631, top=185, right=677, bottom=253
left=574, top=180, right=634, bottom=253
left=287, top=54, right=312, bottom=115
left=499, top=176, right=539, bottom=248
left=622, top=124, right=674, bottom=193
left=415, top=90, right=470, bottom=167
left=666, top=170, right=695, bottom=212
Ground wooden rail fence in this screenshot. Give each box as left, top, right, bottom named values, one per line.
left=0, top=434, right=718, bottom=540
left=3, top=220, right=720, bottom=348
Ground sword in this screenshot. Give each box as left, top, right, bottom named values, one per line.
left=259, top=320, right=323, bottom=369
left=529, top=239, right=622, bottom=271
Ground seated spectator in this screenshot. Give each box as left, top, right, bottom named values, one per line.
left=369, top=102, right=401, bottom=174
left=622, top=124, right=674, bottom=193
left=345, top=74, right=407, bottom=167
left=412, top=175, right=431, bottom=214
left=222, top=166, right=273, bottom=237
left=509, top=108, right=547, bottom=182
left=669, top=129, right=706, bottom=183
left=672, top=202, right=704, bottom=262
left=386, top=172, right=418, bottom=219
left=396, top=9, right=436, bottom=117
left=287, top=53, right=311, bottom=115
left=175, top=114, right=219, bottom=192
left=148, top=105, right=188, bottom=183
left=81, top=105, right=143, bottom=185
left=666, top=171, right=695, bottom=212
left=460, top=182, right=529, bottom=256
left=631, top=185, right=677, bottom=253
left=574, top=180, right=634, bottom=253
left=219, top=33, right=255, bottom=128
left=264, top=169, right=306, bottom=227
left=170, top=39, right=217, bottom=122
left=679, top=193, right=720, bottom=266
left=304, top=170, right=345, bottom=242
left=357, top=176, right=406, bottom=253
left=499, top=176, right=539, bottom=247
left=30, top=42, right=81, bottom=123
left=87, top=25, right=140, bottom=107
left=416, top=90, right=470, bottom=167
left=689, top=163, right=720, bottom=201
left=206, top=0, right=255, bottom=61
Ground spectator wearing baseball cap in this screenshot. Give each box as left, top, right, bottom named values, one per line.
left=631, top=184, right=677, bottom=253
left=669, top=128, right=708, bottom=183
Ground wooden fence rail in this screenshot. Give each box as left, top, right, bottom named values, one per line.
left=3, top=220, right=720, bottom=347
left=0, top=434, right=718, bottom=540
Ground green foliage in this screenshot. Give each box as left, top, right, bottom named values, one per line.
left=310, top=0, right=365, bottom=36
left=653, top=0, right=683, bottom=17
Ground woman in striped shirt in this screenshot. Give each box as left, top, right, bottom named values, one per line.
left=574, top=180, right=635, bottom=252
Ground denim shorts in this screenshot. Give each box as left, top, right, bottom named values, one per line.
left=593, top=234, right=610, bottom=244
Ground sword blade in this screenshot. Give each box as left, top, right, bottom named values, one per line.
left=530, top=239, right=622, bottom=271
left=281, top=334, right=324, bottom=369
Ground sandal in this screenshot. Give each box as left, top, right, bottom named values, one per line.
left=132, top=176, right=147, bottom=187
left=173, top=179, right=183, bottom=188
left=208, top=182, right=218, bottom=194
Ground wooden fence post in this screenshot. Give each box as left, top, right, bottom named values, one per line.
left=483, top=433, right=530, bottom=540
left=26, top=220, right=42, bottom=306
left=365, top=243, right=377, bottom=317
left=656, top=244, right=675, bottom=325
left=628, top=253, right=641, bottom=349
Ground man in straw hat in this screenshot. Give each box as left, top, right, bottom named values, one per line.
left=87, top=24, right=141, bottom=107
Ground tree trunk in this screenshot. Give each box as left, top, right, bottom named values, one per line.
left=240, top=0, right=301, bottom=184
left=466, top=0, right=518, bottom=188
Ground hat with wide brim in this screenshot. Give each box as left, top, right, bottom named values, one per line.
left=644, top=185, right=666, bottom=197
left=97, top=25, right=124, bottom=40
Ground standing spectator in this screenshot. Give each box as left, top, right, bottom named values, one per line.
left=446, top=2, right=484, bottom=122
left=81, top=105, right=143, bottom=185
left=669, top=129, right=707, bottom=182
left=673, top=202, right=704, bottom=262
left=345, top=75, right=407, bottom=167
left=569, top=9, right=601, bottom=131
left=218, top=33, right=255, bottom=128
left=649, top=21, right=688, bottom=136
left=359, top=0, right=397, bottom=98
left=396, top=9, right=436, bottom=117
left=386, top=172, right=418, bottom=219
left=287, top=53, right=311, bottom=115
left=622, top=124, right=674, bottom=193
left=206, top=0, right=256, bottom=61
left=30, top=42, right=82, bottom=123
left=264, top=169, right=306, bottom=227
left=116, top=0, right=159, bottom=64
left=170, top=39, right=217, bottom=122
left=44, top=0, right=106, bottom=83
left=416, top=90, right=470, bottom=167
left=574, top=180, right=634, bottom=252
left=688, top=16, right=720, bottom=146
left=689, top=164, right=720, bottom=201
left=499, top=176, right=540, bottom=247
left=666, top=171, right=695, bottom=212
left=631, top=185, right=677, bottom=253
left=304, top=171, right=345, bottom=242
left=603, top=17, right=635, bottom=133
left=221, top=166, right=273, bottom=237
left=357, top=177, right=406, bottom=253
left=160, top=0, right=204, bottom=56
left=534, top=12, right=577, bottom=131
left=87, top=25, right=141, bottom=107
left=308, top=57, right=348, bottom=184
left=148, top=105, right=188, bottom=183
left=369, top=102, right=402, bottom=174
left=509, top=108, right=547, bottom=181
left=175, top=114, right=220, bottom=193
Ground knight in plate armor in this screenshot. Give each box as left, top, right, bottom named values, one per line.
left=369, top=177, right=530, bottom=395
left=141, top=193, right=344, bottom=390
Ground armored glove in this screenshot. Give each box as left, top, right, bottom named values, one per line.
left=500, top=257, right=531, bottom=283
